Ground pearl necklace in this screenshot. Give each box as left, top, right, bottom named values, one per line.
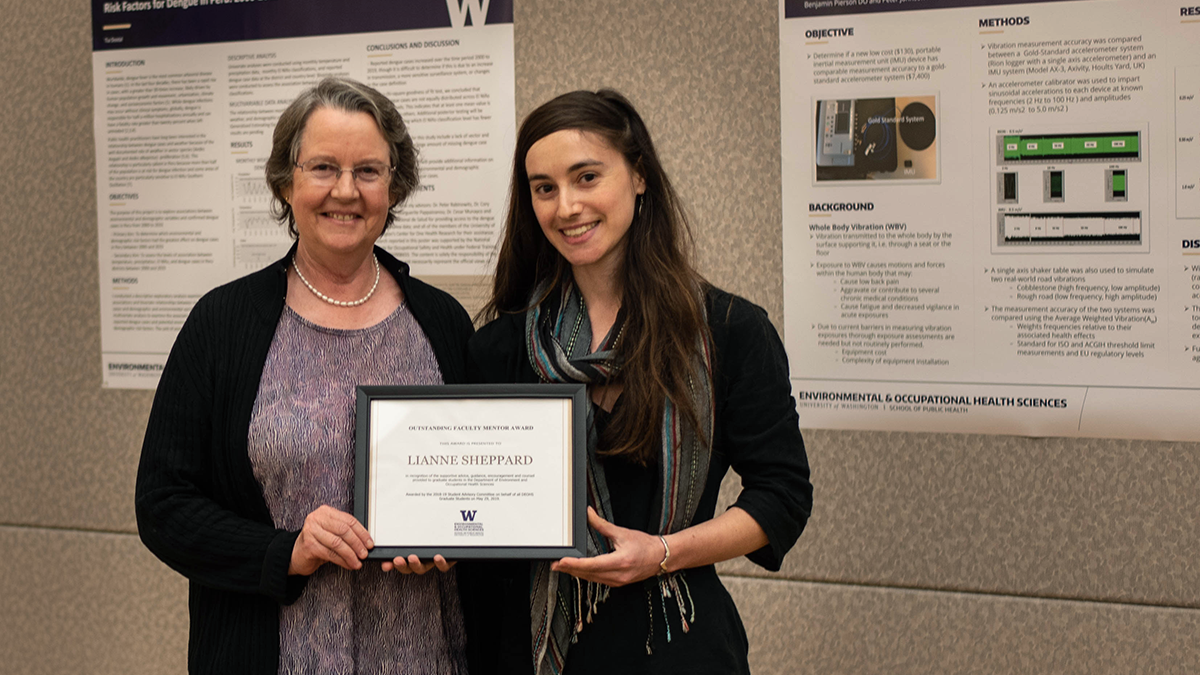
left=293, top=254, right=380, bottom=307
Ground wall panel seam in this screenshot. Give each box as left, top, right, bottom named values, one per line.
left=720, top=573, right=1200, bottom=612
left=0, top=522, right=138, bottom=537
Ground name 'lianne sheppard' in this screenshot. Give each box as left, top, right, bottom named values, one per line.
left=407, top=455, right=536, bottom=466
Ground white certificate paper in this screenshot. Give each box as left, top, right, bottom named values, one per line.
left=362, top=391, right=581, bottom=557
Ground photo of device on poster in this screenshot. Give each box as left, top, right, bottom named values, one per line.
left=813, top=94, right=939, bottom=184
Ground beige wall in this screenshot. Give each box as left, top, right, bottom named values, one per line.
left=2, top=0, right=1197, bottom=672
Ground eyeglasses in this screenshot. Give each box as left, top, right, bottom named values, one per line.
left=295, top=159, right=393, bottom=185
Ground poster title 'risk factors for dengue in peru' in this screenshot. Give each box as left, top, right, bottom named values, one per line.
left=103, top=0, right=267, bottom=11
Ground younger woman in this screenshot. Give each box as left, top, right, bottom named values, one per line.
left=468, top=89, right=812, bottom=674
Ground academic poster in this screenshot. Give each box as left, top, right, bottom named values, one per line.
left=782, top=0, right=1200, bottom=440
left=93, top=0, right=514, bottom=388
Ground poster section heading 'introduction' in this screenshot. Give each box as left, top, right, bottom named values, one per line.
left=92, top=0, right=515, bottom=388
left=781, top=0, right=1200, bottom=441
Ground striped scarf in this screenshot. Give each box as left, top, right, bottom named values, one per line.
left=525, top=279, right=714, bottom=674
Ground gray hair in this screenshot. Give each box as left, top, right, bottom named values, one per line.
left=266, top=77, right=419, bottom=237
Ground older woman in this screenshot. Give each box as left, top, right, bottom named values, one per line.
left=135, top=77, right=473, bottom=674
left=468, top=89, right=812, bottom=674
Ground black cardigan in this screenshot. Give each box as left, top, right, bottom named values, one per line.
left=135, top=246, right=474, bottom=674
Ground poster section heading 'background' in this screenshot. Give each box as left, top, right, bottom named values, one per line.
left=785, top=0, right=1085, bottom=19
left=93, top=0, right=513, bottom=51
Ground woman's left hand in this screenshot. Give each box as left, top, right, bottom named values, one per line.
left=551, top=507, right=663, bottom=587
left=382, top=554, right=455, bottom=574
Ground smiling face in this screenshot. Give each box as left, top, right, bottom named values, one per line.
left=525, top=129, right=646, bottom=281
left=285, top=106, right=393, bottom=265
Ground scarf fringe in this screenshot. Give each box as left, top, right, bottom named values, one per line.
left=644, top=570, right=697, bottom=655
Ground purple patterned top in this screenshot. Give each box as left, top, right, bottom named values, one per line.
left=248, top=303, right=468, bottom=675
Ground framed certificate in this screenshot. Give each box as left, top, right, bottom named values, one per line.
left=354, top=383, right=587, bottom=559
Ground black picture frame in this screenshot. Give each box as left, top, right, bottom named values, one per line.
left=355, top=383, right=587, bottom=560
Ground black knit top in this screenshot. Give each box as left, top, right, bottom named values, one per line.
left=463, top=288, right=813, bottom=674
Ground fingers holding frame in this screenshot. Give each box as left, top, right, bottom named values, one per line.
left=382, top=554, right=456, bottom=574
left=289, top=505, right=374, bottom=576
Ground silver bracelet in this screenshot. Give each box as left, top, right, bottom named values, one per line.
left=657, top=535, right=671, bottom=575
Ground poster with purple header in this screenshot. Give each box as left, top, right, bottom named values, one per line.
left=781, top=0, right=1200, bottom=441
left=92, top=0, right=514, bottom=388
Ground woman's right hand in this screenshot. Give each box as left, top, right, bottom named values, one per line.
left=288, top=504, right=374, bottom=576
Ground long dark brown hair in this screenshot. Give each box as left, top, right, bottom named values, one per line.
left=482, top=89, right=710, bottom=464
